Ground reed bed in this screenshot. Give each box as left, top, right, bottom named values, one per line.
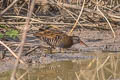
left=0, top=0, right=120, bottom=80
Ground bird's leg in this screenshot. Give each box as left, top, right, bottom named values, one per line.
left=47, top=47, right=52, bottom=54
left=44, top=45, right=55, bottom=54
left=54, top=47, right=63, bottom=53
left=59, top=48, right=67, bottom=53
left=59, top=48, right=62, bottom=53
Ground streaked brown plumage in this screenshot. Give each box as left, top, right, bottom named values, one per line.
left=34, top=28, right=88, bottom=53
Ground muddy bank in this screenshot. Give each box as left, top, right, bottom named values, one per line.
left=0, top=28, right=120, bottom=73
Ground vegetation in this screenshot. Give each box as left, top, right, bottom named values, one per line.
left=0, top=25, right=19, bottom=39
left=0, top=0, right=120, bottom=80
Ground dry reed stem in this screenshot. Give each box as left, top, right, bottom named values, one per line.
left=68, top=0, right=85, bottom=35
left=0, top=0, right=18, bottom=16
left=104, top=66, right=113, bottom=74
left=81, top=70, right=90, bottom=80
left=14, top=2, right=26, bottom=15
left=96, top=6, right=116, bottom=38
left=97, top=67, right=100, bottom=80
left=97, top=56, right=110, bottom=71
left=56, top=1, right=79, bottom=19
left=114, top=55, right=119, bottom=78
left=75, top=72, right=80, bottom=80
left=57, top=4, right=83, bottom=28
left=55, top=1, right=120, bottom=23
left=57, top=76, right=62, bottom=80
left=0, top=41, right=25, bottom=64
left=92, top=70, right=97, bottom=80
left=58, top=4, right=77, bottom=20
left=10, top=0, right=36, bottom=80
left=2, top=16, right=44, bottom=23
left=87, top=58, right=96, bottom=69
left=101, top=67, right=106, bottom=80
left=17, top=69, right=29, bottom=80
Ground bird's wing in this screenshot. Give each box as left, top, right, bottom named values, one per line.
left=34, top=28, right=66, bottom=38
left=34, top=29, right=67, bottom=45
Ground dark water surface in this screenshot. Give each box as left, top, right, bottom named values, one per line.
left=0, top=52, right=120, bottom=80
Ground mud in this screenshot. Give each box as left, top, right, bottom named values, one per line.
left=0, top=28, right=120, bottom=73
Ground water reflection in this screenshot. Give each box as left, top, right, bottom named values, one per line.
left=0, top=52, right=120, bottom=80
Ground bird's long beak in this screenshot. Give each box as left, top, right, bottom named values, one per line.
left=80, top=40, right=88, bottom=47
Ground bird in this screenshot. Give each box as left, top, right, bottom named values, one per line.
left=33, top=27, right=88, bottom=53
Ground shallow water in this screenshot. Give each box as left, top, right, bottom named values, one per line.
left=0, top=52, right=120, bottom=80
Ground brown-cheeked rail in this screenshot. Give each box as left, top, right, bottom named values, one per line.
left=33, top=28, right=88, bottom=53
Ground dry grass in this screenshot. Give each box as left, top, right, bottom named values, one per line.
left=0, top=0, right=120, bottom=80
left=75, top=53, right=120, bottom=80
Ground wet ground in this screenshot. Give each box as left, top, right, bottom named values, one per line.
left=0, top=28, right=120, bottom=80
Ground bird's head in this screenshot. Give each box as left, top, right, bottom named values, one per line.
left=72, top=36, right=88, bottom=47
